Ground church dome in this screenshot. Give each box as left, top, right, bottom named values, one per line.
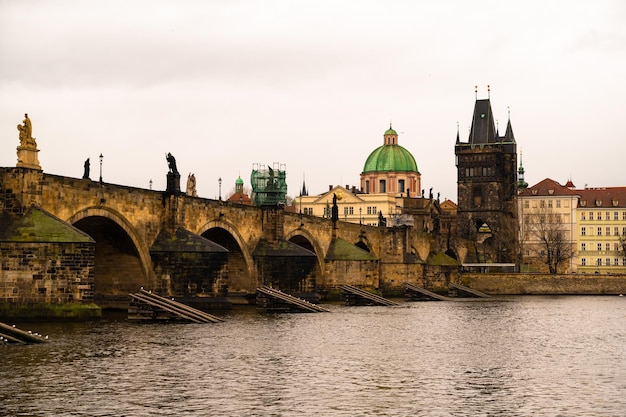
left=362, top=126, right=418, bottom=173
left=235, top=176, right=244, bottom=185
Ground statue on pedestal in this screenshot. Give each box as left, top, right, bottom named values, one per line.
left=166, top=153, right=179, bottom=175
left=16, top=113, right=41, bottom=170
left=17, top=114, right=37, bottom=148
left=165, top=152, right=181, bottom=194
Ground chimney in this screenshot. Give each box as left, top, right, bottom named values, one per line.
left=329, top=185, right=333, bottom=191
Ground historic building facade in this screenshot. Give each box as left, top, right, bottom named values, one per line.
left=454, top=93, right=518, bottom=263
left=294, top=124, right=426, bottom=226
left=575, top=187, right=626, bottom=273
left=517, top=178, right=578, bottom=273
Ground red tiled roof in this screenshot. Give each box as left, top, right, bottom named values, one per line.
left=575, top=187, right=626, bottom=209
left=518, top=178, right=579, bottom=197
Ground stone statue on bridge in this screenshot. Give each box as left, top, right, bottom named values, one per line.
left=186, top=173, right=197, bottom=197
left=16, top=113, right=41, bottom=170
left=166, top=153, right=179, bottom=175
left=17, top=114, right=37, bottom=148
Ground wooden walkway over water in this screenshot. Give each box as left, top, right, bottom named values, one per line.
left=448, top=282, right=491, bottom=298
left=340, top=285, right=399, bottom=306
left=129, top=289, right=224, bottom=323
left=0, top=321, right=49, bottom=344
left=256, top=286, right=330, bottom=313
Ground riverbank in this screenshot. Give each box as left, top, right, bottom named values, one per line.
left=461, top=272, right=626, bottom=295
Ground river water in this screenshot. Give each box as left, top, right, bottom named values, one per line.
left=2, top=296, right=625, bottom=416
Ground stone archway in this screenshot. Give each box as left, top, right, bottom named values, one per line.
left=71, top=214, right=148, bottom=307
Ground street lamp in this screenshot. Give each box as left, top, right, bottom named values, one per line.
left=99, top=153, right=103, bottom=183
left=359, top=207, right=362, bottom=225
left=218, top=177, right=222, bottom=200
left=149, top=179, right=153, bottom=190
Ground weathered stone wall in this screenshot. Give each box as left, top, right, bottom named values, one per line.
left=461, top=273, right=626, bottom=295
left=0, top=242, right=94, bottom=303
left=321, top=259, right=379, bottom=289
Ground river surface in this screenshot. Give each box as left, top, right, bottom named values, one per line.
left=2, top=296, right=626, bottom=416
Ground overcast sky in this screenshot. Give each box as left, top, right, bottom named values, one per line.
left=2, top=0, right=625, bottom=202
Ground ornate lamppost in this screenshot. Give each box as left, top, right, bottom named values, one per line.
left=218, top=177, right=222, bottom=200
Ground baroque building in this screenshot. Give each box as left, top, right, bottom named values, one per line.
left=454, top=92, right=518, bottom=263
left=360, top=125, right=421, bottom=197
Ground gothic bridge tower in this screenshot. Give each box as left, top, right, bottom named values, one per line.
left=454, top=88, right=518, bottom=263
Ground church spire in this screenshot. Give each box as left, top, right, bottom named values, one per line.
left=517, top=149, right=528, bottom=189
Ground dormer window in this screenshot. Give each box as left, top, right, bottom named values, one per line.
left=595, top=199, right=602, bottom=207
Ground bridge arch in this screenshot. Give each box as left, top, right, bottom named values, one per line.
left=198, top=220, right=255, bottom=293
left=67, top=206, right=154, bottom=305
left=284, top=228, right=326, bottom=273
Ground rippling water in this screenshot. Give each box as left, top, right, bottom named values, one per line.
left=2, top=296, right=626, bottom=416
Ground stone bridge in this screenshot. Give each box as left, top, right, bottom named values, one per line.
left=1, top=167, right=456, bottom=307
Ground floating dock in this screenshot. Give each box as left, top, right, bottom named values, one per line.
left=0, top=321, right=49, bottom=344
left=448, top=282, right=491, bottom=298
left=129, top=289, right=224, bottom=323
left=405, top=283, right=451, bottom=301
left=340, top=285, right=399, bottom=306
left=256, top=286, right=330, bottom=313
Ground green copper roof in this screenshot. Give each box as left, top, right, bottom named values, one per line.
left=384, top=127, right=397, bottom=135
left=362, top=144, right=418, bottom=173
left=235, top=176, right=244, bottom=185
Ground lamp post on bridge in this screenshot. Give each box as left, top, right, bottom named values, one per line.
left=99, top=153, right=103, bottom=184
left=218, top=177, right=222, bottom=201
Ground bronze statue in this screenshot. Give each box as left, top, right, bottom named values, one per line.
left=166, top=153, right=179, bottom=175
left=83, top=158, right=90, bottom=179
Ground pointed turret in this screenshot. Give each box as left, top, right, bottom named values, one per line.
left=517, top=150, right=528, bottom=189
left=468, top=98, right=497, bottom=144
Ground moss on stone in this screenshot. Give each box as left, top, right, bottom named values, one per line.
left=0, top=303, right=102, bottom=321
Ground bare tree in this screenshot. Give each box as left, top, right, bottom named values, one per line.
left=525, top=207, right=574, bottom=274
left=618, top=233, right=626, bottom=259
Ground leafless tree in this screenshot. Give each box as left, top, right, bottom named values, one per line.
left=525, top=207, right=574, bottom=274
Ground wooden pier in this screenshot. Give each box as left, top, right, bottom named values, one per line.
left=448, top=282, right=491, bottom=298
left=340, top=285, right=399, bottom=306
left=405, top=283, right=451, bottom=301
left=0, top=321, right=49, bottom=344
left=129, top=289, right=224, bottom=323
left=256, top=286, right=330, bottom=313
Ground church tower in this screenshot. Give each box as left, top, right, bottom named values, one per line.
left=454, top=88, right=518, bottom=263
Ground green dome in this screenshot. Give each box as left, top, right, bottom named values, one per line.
left=235, top=176, right=244, bottom=185
left=362, top=144, right=418, bottom=173
left=384, top=127, right=397, bottom=136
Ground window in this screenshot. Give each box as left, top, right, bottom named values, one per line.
left=365, top=180, right=370, bottom=194
left=606, top=227, right=611, bottom=236
left=606, top=258, right=611, bottom=266
left=581, top=243, right=586, bottom=251
left=597, top=227, right=602, bottom=236
left=581, top=227, right=586, bottom=236
left=398, top=179, right=405, bottom=193
left=623, top=259, right=626, bottom=266
left=597, top=212, right=602, bottom=220
left=615, top=258, right=620, bottom=266
left=556, top=200, right=561, bottom=208
left=581, top=212, right=586, bottom=221
left=615, top=227, right=619, bottom=236
left=615, top=243, right=620, bottom=251
left=606, top=243, right=611, bottom=251
left=623, top=227, right=626, bottom=236
left=581, top=258, right=587, bottom=266
left=524, top=201, right=529, bottom=209
left=597, top=243, right=602, bottom=251
left=606, top=212, right=610, bottom=221
left=349, top=207, right=354, bottom=215
left=589, top=212, right=594, bottom=220
left=615, top=212, right=619, bottom=220
left=540, top=200, right=545, bottom=208
left=623, top=212, right=626, bottom=220
left=596, top=258, right=602, bottom=266
left=379, top=179, right=386, bottom=193
left=548, top=200, right=553, bottom=208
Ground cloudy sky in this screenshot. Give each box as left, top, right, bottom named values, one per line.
left=1, top=0, right=625, bottom=202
